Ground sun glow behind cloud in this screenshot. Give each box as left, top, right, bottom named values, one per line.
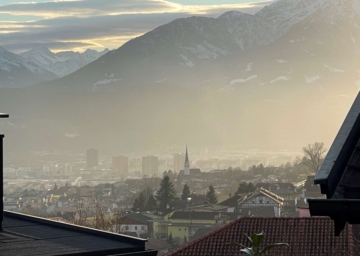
left=0, top=0, right=275, bottom=53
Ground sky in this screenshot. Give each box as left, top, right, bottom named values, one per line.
left=0, top=0, right=275, bottom=53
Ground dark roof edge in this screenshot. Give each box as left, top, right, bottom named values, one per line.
left=314, top=92, right=360, bottom=197
left=308, top=198, right=360, bottom=236
left=4, top=210, right=147, bottom=244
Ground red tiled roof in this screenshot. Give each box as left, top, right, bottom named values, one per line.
left=165, top=217, right=356, bottom=256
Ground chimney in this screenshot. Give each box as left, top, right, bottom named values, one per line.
left=0, top=113, right=9, bottom=231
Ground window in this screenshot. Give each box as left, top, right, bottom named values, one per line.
left=141, top=226, right=145, bottom=230
left=185, top=228, right=187, bottom=231
left=125, top=226, right=129, bottom=230
left=259, top=199, right=263, bottom=204
left=267, top=200, right=270, bottom=203
left=179, top=228, right=181, bottom=231
left=135, top=226, right=137, bottom=230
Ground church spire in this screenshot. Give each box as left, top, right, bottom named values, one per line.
left=184, top=145, right=190, bottom=175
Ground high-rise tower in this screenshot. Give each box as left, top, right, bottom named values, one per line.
left=184, top=146, right=190, bottom=175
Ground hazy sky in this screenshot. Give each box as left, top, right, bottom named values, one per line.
left=0, top=0, right=275, bottom=53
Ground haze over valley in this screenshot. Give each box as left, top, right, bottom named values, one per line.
left=1, top=0, right=360, bottom=160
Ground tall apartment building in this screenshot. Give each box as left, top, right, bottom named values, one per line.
left=173, top=153, right=185, bottom=173
left=86, top=149, right=98, bottom=169
left=112, top=156, right=129, bottom=175
left=142, top=156, right=158, bottom=176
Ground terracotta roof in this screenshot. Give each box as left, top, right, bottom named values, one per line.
left=165, top=217, right=356, bottom=256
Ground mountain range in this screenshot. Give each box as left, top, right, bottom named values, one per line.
left=1, top=0, right=360, bottom=155
left=0, top=47, right=109, bottom=88
left=32, top=0, right=360, bottom=93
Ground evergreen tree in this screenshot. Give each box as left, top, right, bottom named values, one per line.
left=146, top=194, right=158, bottom=211
left=181, top=184, right=191, bottom=200
left=247, top=182, right=255, bottom=193
left=156, top=175, right=177, bottom=213
left=137, top=192, right=146, bottom=212
left=205, top=185, right=218, bottom=204
left=132, top=198, right=139, bottom=212
left=237, top=182, right=255, bottom=194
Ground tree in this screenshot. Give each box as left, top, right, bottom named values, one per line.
left=156, top=175, right=177, bottom=213
left=167, top=232, right=174, bottom=245
left=132, top=198, right=139, bottom=212
left=227, top=231, right=289, bottom=256
left=137, top=192, right=146, bottom=212
left=205, top=185, right=218, bottom=204
left=237, top=182, right=255, bottom=194
left=181, top=184, right=191, bottom=200
left=146, top=194, right=158, bottom=211
left=302, top=142, right=327, bottom=173
left=247, top=182, right=255, bottom=193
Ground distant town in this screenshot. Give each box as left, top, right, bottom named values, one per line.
left=3, top=144, right=321, bottom=253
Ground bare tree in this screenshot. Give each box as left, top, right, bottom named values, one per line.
left=302, top=142, right=327, bottom=173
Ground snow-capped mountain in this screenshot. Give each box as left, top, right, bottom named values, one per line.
left=36, top=0, right=360, bottom=93
left=0, top=46, right=57, bottom=88
left=20, top=47, right=109, bottom=77
left=0, top=46, right=109, bottom=87
left=3, top=0, right=360, bottom=154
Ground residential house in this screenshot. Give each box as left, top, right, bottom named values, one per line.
left=152, top=210, right=239, bottom=244
left=116, top=213, right=152, bottom=238
left=237, top=188, right=284, bottom=217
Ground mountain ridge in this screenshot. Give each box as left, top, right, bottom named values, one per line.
left=0, top=46, right=109, bottom=87
left=1, top=0, right=360, bottom=154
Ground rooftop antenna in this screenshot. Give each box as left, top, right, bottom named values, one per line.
left=0, top=113, right=9, bottom=231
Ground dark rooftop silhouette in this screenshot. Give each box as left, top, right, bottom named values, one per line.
left=309, top=91, right=360, bottom=235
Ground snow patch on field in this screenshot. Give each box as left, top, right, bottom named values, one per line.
left=277, top=59, right=287, bottom=63
left=324, top=65, right=344, bottom=73
left=244, top=63, right=253, bottom=72
left=305, top=75, right=320, bottom=83
left=93, top=78, right=120, bottom=86
left=179, top=54, right=194, bottom=68
left=270, top=76, right=289, bottom=83
left=230, top=75, right=257, bottom=85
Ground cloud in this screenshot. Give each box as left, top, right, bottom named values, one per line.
left=0, top=0, right=275, bottom=52
left=0, top=0, right=178, bottom=18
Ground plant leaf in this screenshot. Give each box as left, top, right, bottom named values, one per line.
left=226, top=242, right=247, bottom=248
left=240, top=248, right=255, bottom=256
left=245, top=233, right=253, bottom=246
left=251, top=232, right=264, bottom=248
left=259, top=243, right=290, bottom=254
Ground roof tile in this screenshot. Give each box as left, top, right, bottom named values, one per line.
left=165, top=217, right=356, bottom=256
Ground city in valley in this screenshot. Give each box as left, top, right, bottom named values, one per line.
left=1, top=0, right=360, bottom=255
